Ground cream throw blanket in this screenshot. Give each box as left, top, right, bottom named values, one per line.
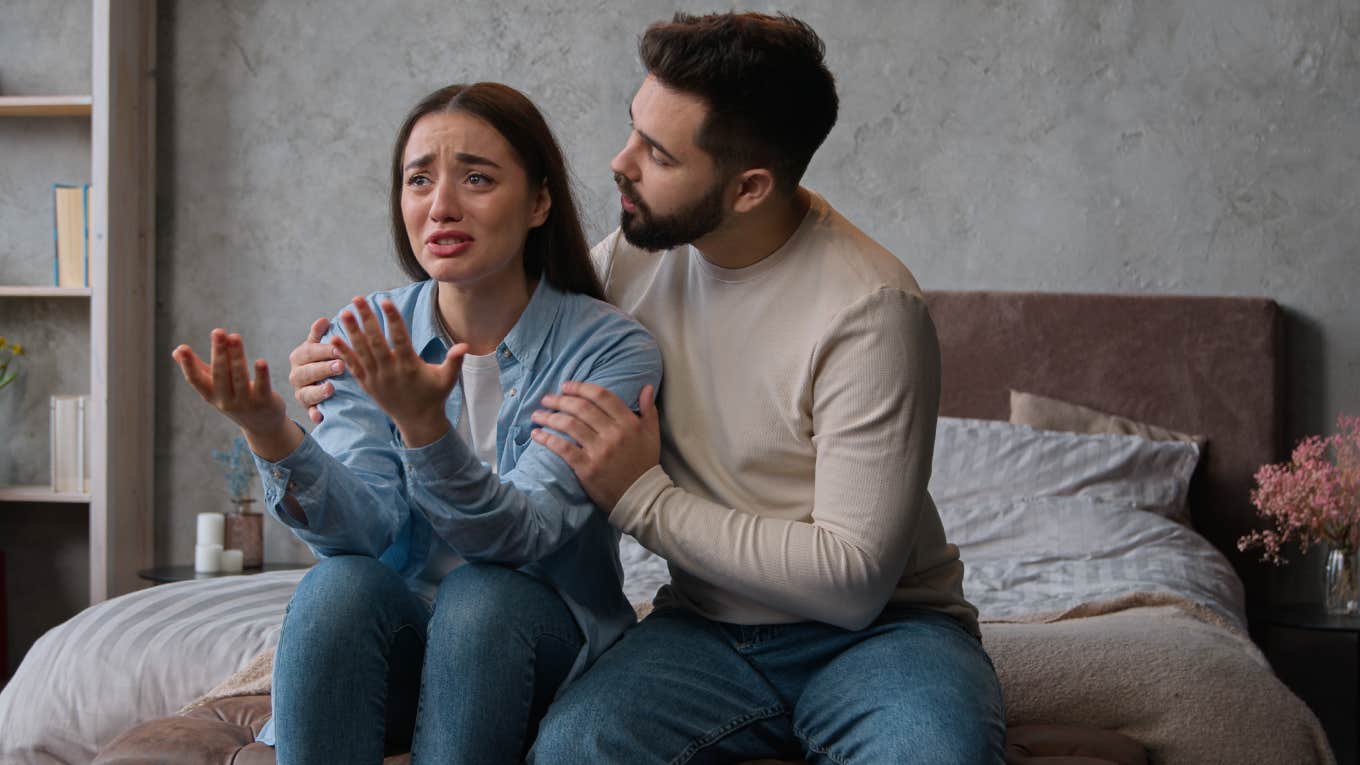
left=186, top=594, right=1334, bottom=765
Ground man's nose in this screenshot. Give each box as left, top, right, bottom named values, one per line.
left=610, top=135, right=641, bottom=181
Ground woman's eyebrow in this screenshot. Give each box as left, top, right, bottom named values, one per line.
left=402, top=152, right=503, bottom=172
left=403, top=153, right=433, bottom=172
left=455, top=152, right=501, bottom=169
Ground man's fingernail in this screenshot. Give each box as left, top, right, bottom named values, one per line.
left=330, top=361, right=342, bottom=373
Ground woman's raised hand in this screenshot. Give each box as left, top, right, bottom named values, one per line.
left=332, top=297, right=467, bottom=448
left=172, top=330, right=300, bottom=462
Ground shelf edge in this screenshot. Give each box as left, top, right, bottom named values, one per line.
left=0, top=484, right=92, bottom=503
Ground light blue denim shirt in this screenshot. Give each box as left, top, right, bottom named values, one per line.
left=253, top=278, right=660, bottom=746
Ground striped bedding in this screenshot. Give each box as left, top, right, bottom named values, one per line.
left=0, top=538, right=672, bottom=765
left=0, top=418, right=1246, bottom=764
left=0, top=571, right=303, bottom=765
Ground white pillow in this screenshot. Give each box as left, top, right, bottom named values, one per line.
left=930, top=417, right=1201, bottom=525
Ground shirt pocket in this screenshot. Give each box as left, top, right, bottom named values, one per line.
left=510, top=424, right=534, bottom=448
left=503, top=425, right=536, bottom=474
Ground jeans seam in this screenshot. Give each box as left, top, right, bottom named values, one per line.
left=668, top=703, right=786, bottom=765
left=531, top=626, right=578, bottom=649
left=795, top=724, right=850, bottom=765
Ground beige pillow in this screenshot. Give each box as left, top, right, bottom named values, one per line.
left=1008, top=389, right=1207, bottom=448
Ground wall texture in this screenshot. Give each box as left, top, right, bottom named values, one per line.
left=155, top=0, right=1358, bottom=569
left=2, top=0, right=1357, bottom=668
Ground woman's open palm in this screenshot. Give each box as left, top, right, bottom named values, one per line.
left=332, top=297, right=466, bottom=444
left=172, top=330, right=287, bottom=437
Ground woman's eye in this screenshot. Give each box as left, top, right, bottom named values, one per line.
left=466, top=172, right=493, bottom=186
left=405, top=174, right=429, bottom=187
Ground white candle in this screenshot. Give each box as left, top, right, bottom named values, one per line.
left=195, top=543, right=223, bottom=573
left=196, top=512, right=225, bottom=547
left=220, top=549, right=244, bottom=574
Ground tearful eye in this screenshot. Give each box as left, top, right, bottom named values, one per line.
left=406, top=174, right=430, bottom=188
left=466, top=172, right=493, bottom=186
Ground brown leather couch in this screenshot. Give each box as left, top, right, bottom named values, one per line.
left=93, top=693, right=1148, bottom=764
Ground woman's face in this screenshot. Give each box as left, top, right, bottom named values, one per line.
left=400, top=111, right=550, bottom=292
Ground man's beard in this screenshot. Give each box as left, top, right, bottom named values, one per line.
left=617, top=175, right=726, bottom=252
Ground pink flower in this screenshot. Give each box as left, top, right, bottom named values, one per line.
left=1239, top=414, right=1360, bottom=565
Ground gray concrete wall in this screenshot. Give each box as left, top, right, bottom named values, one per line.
left=2, top=0, right=1357, bottom=669
left=155, top=0, right=1358, bottom=568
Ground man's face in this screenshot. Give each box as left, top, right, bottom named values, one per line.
left=610, top=76, right=728, bottom=252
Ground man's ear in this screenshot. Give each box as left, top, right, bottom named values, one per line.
left=730, top=168, right=777, bottom=214
left=530, top=181, right=551, bottom=228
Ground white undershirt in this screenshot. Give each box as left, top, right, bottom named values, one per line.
left=421, top=350, right=503, bottom=591
left=455, top=351, right=503, bottom=472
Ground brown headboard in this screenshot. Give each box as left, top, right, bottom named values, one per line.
left=924, top=291, right=1286, bottom=618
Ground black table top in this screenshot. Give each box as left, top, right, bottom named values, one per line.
left=136, top=563, right=311, bottom=584
left=1265, top=604, right=1360, bottom=632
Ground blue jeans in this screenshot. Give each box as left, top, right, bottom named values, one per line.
left=529, top=605, right=1005, bottom=764
left=272, top=556, right=582, bottom=765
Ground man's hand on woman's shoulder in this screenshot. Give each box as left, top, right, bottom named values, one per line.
left=289, top=316, right=345, bottom=423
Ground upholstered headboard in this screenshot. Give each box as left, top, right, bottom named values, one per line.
left=924, top=291, right=1286, bottom=618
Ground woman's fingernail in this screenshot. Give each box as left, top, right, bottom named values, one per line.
left=330, top=361, right=342, bottom=373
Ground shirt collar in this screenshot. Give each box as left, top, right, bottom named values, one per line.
left=413, top=277, right=565, bottom=368
left=411, top=280, right=446, bottom=362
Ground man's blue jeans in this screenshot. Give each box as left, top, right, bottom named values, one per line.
left=272, top=556, right=581, bottom=765
left=529, top=604, right=1005, bottom=764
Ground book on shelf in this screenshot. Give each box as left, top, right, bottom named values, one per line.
left=50, top=394, right=88, bottom=494
left=53, top=183, right=90, bottom=288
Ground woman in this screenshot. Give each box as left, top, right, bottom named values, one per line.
left=172, top=82, right=661, bottom=764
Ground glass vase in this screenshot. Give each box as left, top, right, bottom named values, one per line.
left=1324, top=544, right=1360, bottom=615
left=225, top=498, right=263, bottom=569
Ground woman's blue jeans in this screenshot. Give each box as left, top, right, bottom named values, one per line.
left=529, top=604, right=1005, bottom=764
left=272, top=555, right=582, bottom=765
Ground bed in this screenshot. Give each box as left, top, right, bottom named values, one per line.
left=0, top=291, right=1332, bottom=764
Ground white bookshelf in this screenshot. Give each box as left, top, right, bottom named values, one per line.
left=0, top=0, right=155, bottom=604
left=0, top=286, right=92, bottom=298
left=0, top=96, right=93, bottom=117
left=0, top=485, right=91, bottom=504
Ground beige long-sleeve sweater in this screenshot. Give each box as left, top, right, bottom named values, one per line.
left=593, top=190, right=978, bottom=635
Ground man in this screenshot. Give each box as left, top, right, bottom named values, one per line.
left=293, top=12, right=1003, bottom=764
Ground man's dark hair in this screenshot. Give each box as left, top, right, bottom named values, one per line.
left=388, top=82, right=603, bottom=300
left=639, top=12, right=838, bottom=194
